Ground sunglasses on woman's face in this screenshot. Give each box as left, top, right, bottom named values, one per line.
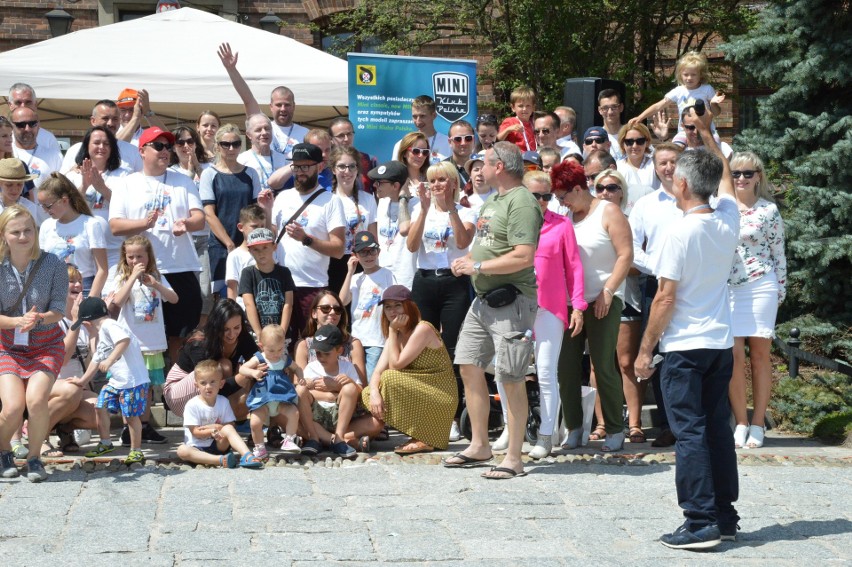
left=409, top=147, right=430, bottom=157
left=731, top=170, right=757, bottom=179
left=175, top=138, right=195, bottom=147
left=317, top=305, right=344, bottom=314
left=532, top=192, right=553, bottom=202
left=596, top=183, right=622, bottom=193
left=624, top=137, right=647, bottom=146
left=218, top=140, right=242, bottom=150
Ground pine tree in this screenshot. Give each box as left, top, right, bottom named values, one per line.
left=723, top=1, right=852, bottom=335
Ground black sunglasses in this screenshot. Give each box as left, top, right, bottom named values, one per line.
left=534, top=128, right=551, bottom=135
left=145, top=141, right=173, bottom=152
left=317, top=305, right=344, bottom=314
left=532, top=192, right=554, bottom=202
left=218, top=140, right=242, bottom=150
left=12, top=120, right=39, bottom=129
left=731, top=170, right=757, bottom=179
left=596, top=183, right=622, bottom=193
left=624, top=137, right=647, bottom=146
left=584, top=136, right=607, bottom=145
left=683, top=125, right=697, bottom=131
left=175, top=138, right=195, bottom=146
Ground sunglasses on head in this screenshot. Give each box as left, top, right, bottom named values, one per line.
left=409, top=147, right=430, bottom=157
left=175, top=138, right=195, bottom=147
left=12, top=120, right=38, bottom=129
left=624, top=137, right=647, bottom=146
left=145, top=141, right=173, bottom=152
left=596, top=183, right=622, bottom=193
left=317, top=305, right=344, bottom=314
left=476, top=114, right=498, bottom=125
left=218, top=140, right=242, bottom=150
left=731, top=170, right=757, bottom=179
left=532, top=192, right=553, bottom=202
left=451, top=135, right=474, bottom=143
left=584, top=136, right=607, bottom=145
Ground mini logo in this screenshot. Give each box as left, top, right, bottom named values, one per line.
left=377, top=165, right=386, bottom=174
left=315, top=334, right=328, bottom=341
left=432, top=72, right=469, bottom=122
left=357, top=65, right=376, bottom=86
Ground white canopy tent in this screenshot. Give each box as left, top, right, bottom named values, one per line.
left=0, top=7, right=349, bottom=136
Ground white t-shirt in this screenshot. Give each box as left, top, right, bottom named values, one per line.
left=630, top=188, right=682, bottom=276
left=466, top=189, right=497, bottom=215
left=338, top=190, right=378, bottom=255
left=376, top=197, right=418, bottom=290
left=410, top=203, right=476, bottom=269
left=666, top=84, right=718, bottom=133
left=655, top=195, right=739, bottom=352
left=111, top=274, right=173, bottom=352
left=304, top=357, right=363, bottom=389
left=391, top=132, right=450, bottom=163
left=0, top=197, right=43, bottom=226
left=36, top=128, right=60, bottom=154
left=557, top=137, right=582, bottom=158
left=271, top=188, right=346, bottom=287
left=93, top=319, right=149, bottom=389
left=271, top=122, right=309, bottom=159
left=617, top=156, right=660, bottom=191
left=64, top=167, right=131, bottom=267
left=237, top=149, right=289, bottom=191
left=182, top=395, right=237, bottom=448
left=349, top=267, right=396, bottom=348
left=109, top=171, right=203, bottom=274
left=39, top=214, right=107, bottom=279
left=61, top=140, right=143, bottom=174
left=13, top=144, right=63, bottom=189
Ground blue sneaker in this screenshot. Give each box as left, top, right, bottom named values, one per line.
left=660, top=523, right=721, bottom=550
left=331, top=441, right=356, bottom=459
left=1, top=450, right=19, bottom=479
left=26, top=458, right=48, bottom=483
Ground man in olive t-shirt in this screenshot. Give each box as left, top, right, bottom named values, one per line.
left=447, top=142, right=542, bottom=479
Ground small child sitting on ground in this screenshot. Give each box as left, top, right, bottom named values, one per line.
left=73, top=297, right=149, bottom=465
left=176, top=360, right=263, bottom=468
left=239, top=324, right=303, bottom=460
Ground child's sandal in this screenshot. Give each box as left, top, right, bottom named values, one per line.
left=220, top=452, right=239, bottom=469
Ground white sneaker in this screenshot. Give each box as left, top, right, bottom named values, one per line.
left=528, top=435, right=552, bottom=460
left=492, top=428, right=509, bottom=452
left=280, top=435, right=301, bottom=454
left=448, top=421, right=461, bottom=442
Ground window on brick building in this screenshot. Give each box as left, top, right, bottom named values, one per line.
left=736, top=67, right=773, bottom=131
left=321, top=31, right=382, bottom=60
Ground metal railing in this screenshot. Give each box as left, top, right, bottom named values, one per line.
left=773, top=328, right=852, bottom=378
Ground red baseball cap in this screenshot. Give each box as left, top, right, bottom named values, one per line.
left=138, top=127, right=176, bottom=148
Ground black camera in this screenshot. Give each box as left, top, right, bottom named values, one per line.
left=692, top=99, right=706, bottom=116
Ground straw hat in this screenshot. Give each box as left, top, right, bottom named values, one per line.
left=0, top=158, right=38, bottom=182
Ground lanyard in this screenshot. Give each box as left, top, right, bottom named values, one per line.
left=11, top=262, right=30, bottom=312
left=252, top=151, right=275, bottom=188
left=684, top=203, right=712, bottom=215
left=518, top=118, right=531, bottom=152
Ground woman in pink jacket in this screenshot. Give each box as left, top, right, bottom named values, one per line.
left=523, top=170, right=586, bottom=459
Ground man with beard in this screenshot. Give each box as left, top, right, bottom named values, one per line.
left=6, top=83, right=61, bottom=155
left=268, top=143, right=346, bottom=340
left=218, top=43, right=308, bottom=161
left=61, top=100, right=144, bottom=173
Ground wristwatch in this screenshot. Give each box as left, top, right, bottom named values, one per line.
left=473, top=262, right=482, bottom=275
left=302, top=235, right=314, bottom=247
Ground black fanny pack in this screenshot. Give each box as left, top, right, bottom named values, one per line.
left=481, top=284, right=521, bottom=308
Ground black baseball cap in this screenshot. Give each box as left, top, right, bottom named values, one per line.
left=352, top=231, right=379, bottom=253
left=71, top=297, right=110, bottom=330
left=291, top=143, right=323, bottom=164
left=367, top=161, right=408, bottom=185
left=312, top=324, right=344, bottom=352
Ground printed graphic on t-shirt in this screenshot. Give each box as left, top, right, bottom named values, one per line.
left=424, top=224, right=452, bottom=253
left=475, top=206, right=495, bottom=248
left=44, top=236, right=76, bottom=264
left=255, top=277, right=286, bottom=327
left=357, top=284, right=381, bottom=320
left=132, top=287, right=160, bottom=323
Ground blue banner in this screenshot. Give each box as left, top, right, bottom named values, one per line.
left=348, top=53, right=477, bottom=163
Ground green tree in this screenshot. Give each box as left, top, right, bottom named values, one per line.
left=723, top=0, right=852, bottom=338
left=328, top=0, right=752, bottom=111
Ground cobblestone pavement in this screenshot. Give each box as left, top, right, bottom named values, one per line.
left=1, top=427, right=850, bottom=565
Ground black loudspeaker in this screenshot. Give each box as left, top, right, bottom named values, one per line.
left=562, top=78, right=627, bottom=139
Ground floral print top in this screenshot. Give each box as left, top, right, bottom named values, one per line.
left=728, top=198, right=786, bottom=302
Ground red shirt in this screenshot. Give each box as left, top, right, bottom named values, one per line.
left=499, top=116, right=536, bottom=152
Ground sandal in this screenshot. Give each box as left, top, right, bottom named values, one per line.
left=628, top=427, right=646, bottom=444
left=376, top=426, right=389, bottom=441
left=41, top=442, right=64, bottom=459
left=589, top=425, right=607, bottom=441
left=746, top=425, right=765, bottom=449
left=733, top=424, right=749, bottom=449
left=394, top=440, right=434, bottom=455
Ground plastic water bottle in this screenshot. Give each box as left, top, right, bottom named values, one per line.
left=520, top=329, right=533, bottom=342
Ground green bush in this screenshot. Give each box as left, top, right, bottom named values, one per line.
left=771, top=372, right=852, bottom=434
left=813, top=410, right=852, bottom=444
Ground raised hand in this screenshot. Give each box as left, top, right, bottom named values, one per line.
left=218, top=42, right=238, bottom=69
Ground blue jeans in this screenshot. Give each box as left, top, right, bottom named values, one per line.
left=661, top=348, right=739, bottom=530
left=364, top=346, right=383, bottom=383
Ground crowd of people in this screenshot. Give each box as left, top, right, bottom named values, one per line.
left=0, top=45, right=787, bottom=550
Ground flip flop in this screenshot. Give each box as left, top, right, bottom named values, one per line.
left=394, top=440, right=433, bottom=455
left=481, top=466, right=527, bottom=479
left=442, top=452, right=494, bottom=468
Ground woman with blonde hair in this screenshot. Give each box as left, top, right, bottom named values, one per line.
left=199, top=123, right=262, bottom=298
left=0, top=205, right=68, bottom=481
left=727, top=151, right=786, bottom=449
